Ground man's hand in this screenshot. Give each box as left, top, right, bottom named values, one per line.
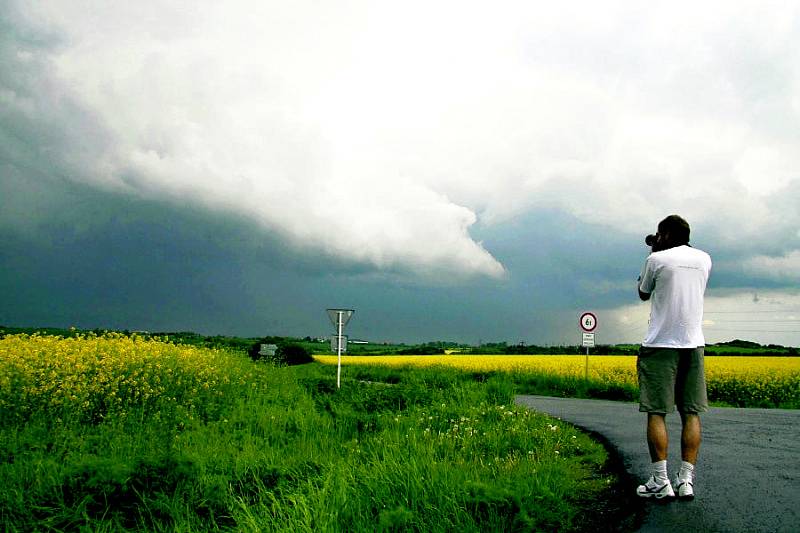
left=637, top=276, right=651, bottom=301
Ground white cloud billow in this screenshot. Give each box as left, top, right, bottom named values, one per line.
left=743, top=251, right=800, bottom=283
left=8, top=1, right=800, bottom=280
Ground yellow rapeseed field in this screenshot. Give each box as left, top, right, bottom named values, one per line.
left=316, top=354, right=637, bottom=386
left=314, top=354, right=800, bottom=407
left=0, top=333, right=258, bottom=424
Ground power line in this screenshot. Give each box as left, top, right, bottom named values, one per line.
left=705, top=310, right=800, bottom=314
left=703, top=327, right=800, bottom=333
left=706, top=320, right=800, bottom=323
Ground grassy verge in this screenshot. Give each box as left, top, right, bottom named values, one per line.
left=507, top=371, right=638, bottom=403
left=1, top=334, right=638, bottom=532
left=507, top=369, right=800, bottom=409
left=314, top=354, right=800, bottom=409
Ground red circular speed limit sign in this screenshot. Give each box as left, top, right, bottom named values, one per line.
left=580, top=312, right=597, bottom=332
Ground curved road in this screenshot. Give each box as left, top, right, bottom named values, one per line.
left=515, top=396, right=800, bottom=533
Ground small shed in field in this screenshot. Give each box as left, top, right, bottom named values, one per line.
left=259, top=344, right=278, bottom=357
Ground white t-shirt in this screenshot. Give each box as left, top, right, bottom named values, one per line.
left=639, top=245, right=712, bottom=348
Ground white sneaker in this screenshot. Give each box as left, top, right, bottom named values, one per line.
left=675, top=476, right=694, bottom=500
left=636, top=476, right=675, bottom=499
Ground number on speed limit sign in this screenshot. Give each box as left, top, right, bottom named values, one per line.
left=580, top=312, right=597, bottom=333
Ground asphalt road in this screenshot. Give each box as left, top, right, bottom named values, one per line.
left=515, top=395, right=800, bottom=533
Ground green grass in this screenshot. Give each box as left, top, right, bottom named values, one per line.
left=0, top=352, right=637, bottom=532
left=503, top=371, right=638, bottom=404
left=505, top=366, right=799, bottom=409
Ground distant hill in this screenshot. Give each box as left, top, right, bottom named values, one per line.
left=704, top=339, right=797, bottom=356
left=715, top=339, right=763, bottom=349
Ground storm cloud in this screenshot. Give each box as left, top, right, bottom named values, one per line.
left=2, top=1, right=799, bottom=344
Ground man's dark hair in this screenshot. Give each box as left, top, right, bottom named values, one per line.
left=658, top=215, right=690, bottom=245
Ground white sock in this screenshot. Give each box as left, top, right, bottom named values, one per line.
left=651, top=460, right=669, bottom=483
left=678, top=461, right=695, bottom=482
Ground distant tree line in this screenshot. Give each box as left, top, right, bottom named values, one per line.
left=471, top=340, right=798, bottom=357
left=472, top=342, right=639, bottom=355
left=1, top=326, right=796, bottom=357
left=0, top=326, right=258, bottom=352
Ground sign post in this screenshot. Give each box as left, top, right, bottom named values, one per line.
left=327, top=309, right=354, bottom=389
left=579, top=312, right=597, bottom=380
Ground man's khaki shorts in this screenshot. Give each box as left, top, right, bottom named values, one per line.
left=637, top=346, right=708, bottom=414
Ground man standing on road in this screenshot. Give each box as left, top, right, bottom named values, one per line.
left=636, top=215, right=712, bottom=501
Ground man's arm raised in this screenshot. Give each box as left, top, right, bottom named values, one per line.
left=638, top=276, right=651, bottom=301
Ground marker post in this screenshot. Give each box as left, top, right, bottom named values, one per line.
left=326, top=309, right=354, bottom=389
left=579, top=312, right=598, bottom=381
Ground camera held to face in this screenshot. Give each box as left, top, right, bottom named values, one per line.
left=645, top=233, right=669, bottom=252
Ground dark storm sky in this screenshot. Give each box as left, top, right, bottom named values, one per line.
left=2, top=1, right=799, bottom=345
